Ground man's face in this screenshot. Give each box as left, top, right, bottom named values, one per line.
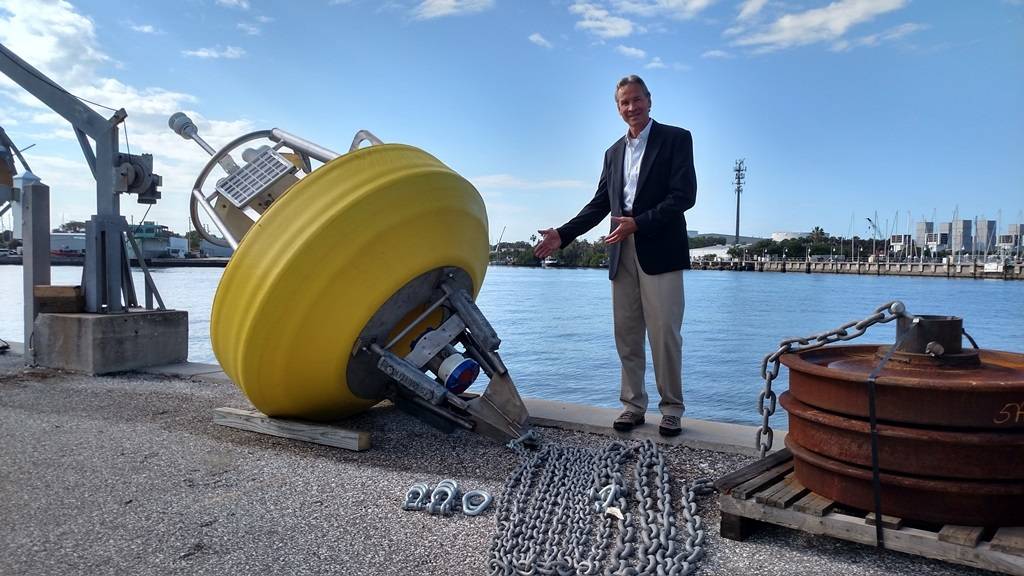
left=617, top=83, right=651, bottom=135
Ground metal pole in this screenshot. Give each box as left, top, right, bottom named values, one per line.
left=18, top=172, right=49, bottom=365
left=271, top=129, right=340, bottom=163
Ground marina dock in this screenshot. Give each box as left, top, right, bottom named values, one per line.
left=694, top=259, right=1024, bottom=280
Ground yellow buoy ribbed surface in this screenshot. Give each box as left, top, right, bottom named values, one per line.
left=211, top=144, right=489, bottom=420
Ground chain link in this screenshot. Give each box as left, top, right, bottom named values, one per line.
left=755, top=300, right=909, bottom=457
left=490, top=435, right=713, bottom=576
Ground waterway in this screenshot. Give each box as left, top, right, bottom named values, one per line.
left=1, top=265, right=1021, bottom=428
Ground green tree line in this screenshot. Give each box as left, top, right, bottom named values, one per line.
left=491, top=234, right=731, bottom=268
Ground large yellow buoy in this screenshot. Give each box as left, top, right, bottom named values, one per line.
left=170, top=114, right=528, bottom=440
left=212, top=144, right=489, bottom=419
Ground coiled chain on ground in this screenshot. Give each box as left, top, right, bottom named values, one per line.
left=755, top=300, right=908, bottom=457
left=489, top=432, right=714, bottom=576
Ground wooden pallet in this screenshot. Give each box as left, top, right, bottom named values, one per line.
left=715, top=449, right=1024, bottom=575
left=213, top=407, right=371, bottom=452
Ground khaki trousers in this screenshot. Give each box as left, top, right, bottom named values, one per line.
left=612, top=235, right=684, bottom=417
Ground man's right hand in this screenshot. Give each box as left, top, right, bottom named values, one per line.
left=534, top=228, right=561, bottom=259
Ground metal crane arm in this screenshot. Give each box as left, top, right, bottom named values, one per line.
left=0, top=42, right=121, bottom=141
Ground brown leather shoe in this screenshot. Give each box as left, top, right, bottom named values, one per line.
left=613, top=411, right=645, bottom=431
left=659, top=415, right=682, bottom=437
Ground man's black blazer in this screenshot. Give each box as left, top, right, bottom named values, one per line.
left=556, top=120, right=697, bottom=280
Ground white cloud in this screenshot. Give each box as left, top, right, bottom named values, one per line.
left=701, top=49, right=732, bottom=58
left=216, top=0, right=250, bottom=9
left=182, top=46, right=246, bottom=59
left=831, top=22, right=924, bottom=51
left=471, top=174, right=587, bottom=190
left=612, top=0, right=714, bottom=19
left=734, top=0, right=908, bottom=52
left=528, top=33, right=553, bottom=48
left=644, top=56, right=666, bottom=68
left=237, top=22, right=261, bottom=35
left=0, top=0, right=254, bottom=231
left=0, top=0, right=110, bottom=88
left=413, top=0, right=494, bottom=19
left=737, top=0, right=767, bottom=21
left=129, top=23, right=161, bottom=34
left=570, top=2, right=636, bottom=38
left=616, top=44, right=646, bottom=58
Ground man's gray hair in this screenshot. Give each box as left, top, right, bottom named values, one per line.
left=615, top=75, right=651, bottom=100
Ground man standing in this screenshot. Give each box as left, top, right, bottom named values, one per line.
left=534, top=75, right=696, bottom=437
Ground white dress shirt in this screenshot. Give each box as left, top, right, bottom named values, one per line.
left=622, top=118, right=653, bottom=213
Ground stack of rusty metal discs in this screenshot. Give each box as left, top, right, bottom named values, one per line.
left=779, top=314, right=1024, bottom=527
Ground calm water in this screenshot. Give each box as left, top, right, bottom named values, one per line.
left=1, top=265, right=1022, bottom=427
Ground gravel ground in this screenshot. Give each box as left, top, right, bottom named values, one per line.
left=0, top=351, right=995, bottom=576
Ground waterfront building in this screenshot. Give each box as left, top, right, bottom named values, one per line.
left=975, top=220, right=998, bottom=253
left=200, top=238, right=234, bottom=258
left=127, top=221, right=185, bottom=260
left=926, top=231, right=950, bottom=253
left=690, top=244, right=732, bottom=261
left=51, top=232, right=86, bottom=255
left=889, top=234, right=914, bottom=254
left=950, top=220, right=973, bottom=254
left=696, top=232, right=764, bottom=245
left=997, top=233, right=1018, bottom=250
left=998, top=223, right=1024, bottom=253
left=915, top=221, right=934, bottom=247
left=771, top=231, right=808, bottom=242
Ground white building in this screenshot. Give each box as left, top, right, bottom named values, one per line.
left=690, top=244, right=732, bottom=261
left=51, top=232, right=86, bottom=254
left=771, top=231, right=808, bottom=242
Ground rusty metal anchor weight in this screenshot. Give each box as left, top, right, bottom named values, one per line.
left=778, top=311, right=1024, bottom=527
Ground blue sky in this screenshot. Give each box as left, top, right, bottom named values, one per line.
left=1, top=0, right=1021, bottom=243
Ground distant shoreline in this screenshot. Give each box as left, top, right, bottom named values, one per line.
left=490, top=259, right=1024, bottom=281
left=0, top=255, right=229, bottom=268
left=3, top=256, right=1020, bottom=280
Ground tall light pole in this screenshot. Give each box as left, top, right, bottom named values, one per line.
left=733, top=159, right=745, bottom=246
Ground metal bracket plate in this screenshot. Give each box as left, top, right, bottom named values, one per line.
left=405, top=314, right=467, bottom=369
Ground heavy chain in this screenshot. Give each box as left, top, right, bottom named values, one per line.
left=490, top=435, right=713, bottom=576
left=756, top=300, right=909, bottom=457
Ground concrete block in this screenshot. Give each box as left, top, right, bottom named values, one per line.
left=32, top=310, right=188, bottom=374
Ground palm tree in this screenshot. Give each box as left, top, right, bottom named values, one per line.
left=809, top=226, right=827, bottom=243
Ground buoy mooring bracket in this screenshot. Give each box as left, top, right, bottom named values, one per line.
left=360, top=274, right=530, bottom=442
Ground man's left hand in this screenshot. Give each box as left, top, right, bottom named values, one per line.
left=605, top=216, right=637, bottom=245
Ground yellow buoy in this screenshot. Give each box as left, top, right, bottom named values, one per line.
left=171, top=113, right=529, bottom=440
left=211, top=144, right=489, bottom=420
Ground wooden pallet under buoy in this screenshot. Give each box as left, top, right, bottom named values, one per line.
left=715, top=449, right=1024, bottom=576
left=213, top=407, right=371, bottom=452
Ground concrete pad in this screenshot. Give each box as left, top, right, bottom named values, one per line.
left=524, top=397, right=785, bottom=457
left=32, top=310, right=188, bottom=374
left=144, top=361, right=226, bottom=378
